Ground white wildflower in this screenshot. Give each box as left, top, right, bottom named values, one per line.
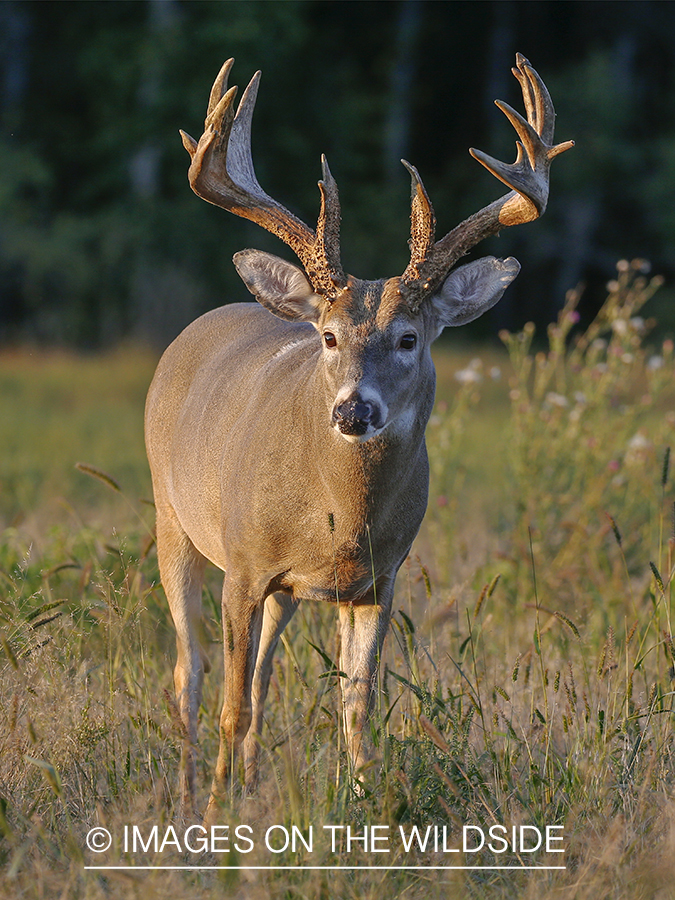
left=454, top=358, right=483, bottom=384
left=624, top=431, right=652, bottom=466
left=545, top=392, right=569, bottom=408
left=454, top=368, right=482, bottom=385
left=627, top=433, right=650, bottom=451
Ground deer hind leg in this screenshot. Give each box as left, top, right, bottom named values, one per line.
left=155, top=503, right=207, bottom=817
left=338, top=578, right=394, bottom=782
left=243, top=591, right=298, bottom=789
left=204, top=575, right=265, bottom=823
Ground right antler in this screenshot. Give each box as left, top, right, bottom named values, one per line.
left=180, top=59, right=346, bottom=297
left=400, top=53, right=574, bottom=310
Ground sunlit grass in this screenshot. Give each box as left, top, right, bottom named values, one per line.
left=2, top=263, right=675, bottom=898
left=0, top=344, right=157, bottom=530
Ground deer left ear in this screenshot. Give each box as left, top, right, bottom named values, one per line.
left=431, top=256, right=520, bottom=328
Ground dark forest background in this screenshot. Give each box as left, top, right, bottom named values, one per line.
left=2, top=0, right=675, bottom=348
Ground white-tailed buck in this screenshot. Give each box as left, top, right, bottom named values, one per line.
left=145, top=54, right=572, bottom=819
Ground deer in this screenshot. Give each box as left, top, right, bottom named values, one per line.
left=145, top=53, right=572, bottom=821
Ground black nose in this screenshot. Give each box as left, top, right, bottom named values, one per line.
left=332, top=400, right=377, bottom=436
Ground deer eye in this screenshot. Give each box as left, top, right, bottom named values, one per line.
left=323, top=331, right=337, bottom=349
left=400, top=333, right=417, bottom=350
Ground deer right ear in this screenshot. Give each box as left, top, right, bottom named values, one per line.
left=233, top=250, right=323, bottom=323
left=431, top=256, right=521, bottom=329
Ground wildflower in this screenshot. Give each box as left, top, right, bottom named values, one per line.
left=627, top=433, right=650, bottom=451
left=454, top=368, right=482, bottom=385
left=647, top=355, right=664, bottom=371
left=624, top=432, right=652, bottom=466
left=454, top=358, right=483, bottom=385
left=545, top=392, right=569, bottom=408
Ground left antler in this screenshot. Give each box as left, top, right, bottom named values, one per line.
left=401, top=53, right=574, bottom=308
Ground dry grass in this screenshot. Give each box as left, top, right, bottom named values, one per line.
left=2, top=262, right=675, bottom=898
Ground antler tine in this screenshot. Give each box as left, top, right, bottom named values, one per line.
left=402, top=160, right=436, bottom=280
left=400, top=54, right=573, bottom=308
left=180, top=58, right=236, bottom=159
left=183, top=60, right=346, bottom=296
left=513, top=53, right=553, bottom=146
left=207, top=58, right=235, bottom=120
left=226, top=70, right=267, bottom=200
left=316, top=156, right=346, bottom=288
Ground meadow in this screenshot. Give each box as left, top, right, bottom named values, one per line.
left=1, top=260, right=675, bottom=899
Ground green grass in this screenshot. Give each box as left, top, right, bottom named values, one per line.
left=2, top=261, right=675, bottom=899
left=0, top=344, right=156, bottom=530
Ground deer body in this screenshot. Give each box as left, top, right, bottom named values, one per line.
left=146, top=295, right=431, bottom=596
left=146, top=55, right=572, bottom=819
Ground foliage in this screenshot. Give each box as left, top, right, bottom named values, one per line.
left=3, top=1, right=675, bottom=345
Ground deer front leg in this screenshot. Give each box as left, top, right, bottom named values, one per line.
left=338, top=577, right=394, bottom=782
left=204, top=576, right=264, bottom=824
left=155, top=503, right=207, bottom=819
left=243, top=591, right=298, bottom=789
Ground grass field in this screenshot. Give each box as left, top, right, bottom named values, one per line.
left=2, top=261, right=675, bottom=899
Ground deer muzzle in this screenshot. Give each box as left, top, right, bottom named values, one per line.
left=332, top=398, right=382, bottom=439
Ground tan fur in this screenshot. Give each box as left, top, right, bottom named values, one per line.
left=146, top=298, right=433, bottom=819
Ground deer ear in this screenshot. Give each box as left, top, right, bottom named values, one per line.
left=431, top=257, right=520, bottom=328
left=233, top=250, right=323, bottom=323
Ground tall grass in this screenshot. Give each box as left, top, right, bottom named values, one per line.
left=1, top=262, right=675, bottom=898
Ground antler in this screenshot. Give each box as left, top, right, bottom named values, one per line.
left=180, top=59, right=346, bottom=296
left=401, top=53, right=574, bottom=309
